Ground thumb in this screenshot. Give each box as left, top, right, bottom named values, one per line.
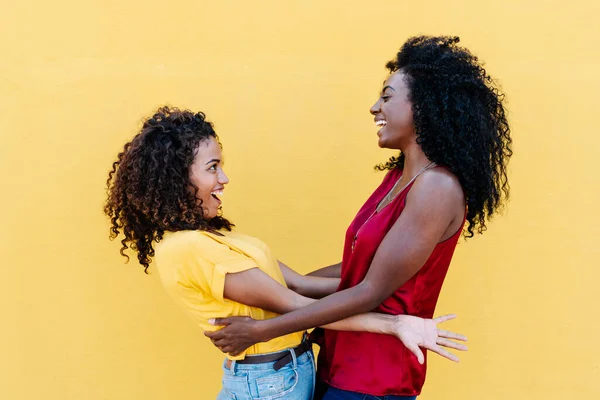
left=208, top=318, right=231, bottom=326
left=405, top=343, right=425, bottom=365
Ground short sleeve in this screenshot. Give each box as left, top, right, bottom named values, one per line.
left=174, top=232, right=258, bottom=303
left=210, top=255, right=257, bottom=302
left=154, top=231, right=281, bottom=360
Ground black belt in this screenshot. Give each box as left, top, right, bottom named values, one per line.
left=229, top=339, right=312, bottom=371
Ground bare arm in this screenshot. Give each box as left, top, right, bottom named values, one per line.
left=278, top=261, right=340, bottom=299
left=218, top=266, right=466, bottom=362
left=306, top=262, right=342, bottom=278
left=223, top=267, right=388, bottom=333
left=207, top=171, right=465, bottom=352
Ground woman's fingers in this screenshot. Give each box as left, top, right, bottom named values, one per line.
left=204, top=330, right=225, bottom=340
left=404, top=341, right=425, bottom=365
left=211, top=338, right=227, bottom=347
left=433, top=314, right=457, bottom=324
left=221, top=345, right=242, bottom=357
left=428, top=344, right=460, bottom=362
left=433, top=314, right=468, bottom=341
left=228, top=349, right=243, bottom=357
left=437, top=329, right=467, bottom=342
left=208, top=318, right=232, bottom=326
left=206, top=337, right=227, bottom=353
left=436, top=337, right=468, bottom=351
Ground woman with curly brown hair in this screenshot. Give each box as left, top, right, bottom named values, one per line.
left=204, top=35, right=512, bottom=400
left=104, top=106, right=466, bottom=400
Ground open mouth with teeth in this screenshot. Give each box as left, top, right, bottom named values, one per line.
left=211, top=190, right=223, bottom=204
left=375, top=120, right=387, bottom=135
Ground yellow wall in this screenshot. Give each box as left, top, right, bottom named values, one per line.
left=1, top=1, right=598, bottom=399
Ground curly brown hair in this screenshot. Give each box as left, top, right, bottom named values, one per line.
left=104, top=106, right=233, bottom=273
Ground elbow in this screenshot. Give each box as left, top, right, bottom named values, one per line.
left=288, top=280, right=310, bottom=298
left=285, top=274, right=302, bottom=294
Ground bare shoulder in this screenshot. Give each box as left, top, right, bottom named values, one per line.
left=407, top=167, right=465, bottom=207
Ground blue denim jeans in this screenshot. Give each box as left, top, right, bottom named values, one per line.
left=217, top=349, right=315, bottom=400
left=321, top=385, right=416, bottom=400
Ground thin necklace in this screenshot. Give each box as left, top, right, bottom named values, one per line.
left=351, top=162, right=436, bottom=252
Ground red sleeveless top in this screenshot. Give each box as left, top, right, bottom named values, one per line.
left=316, top=168, right=465, bottom=396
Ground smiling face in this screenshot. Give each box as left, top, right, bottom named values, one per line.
left=369, top=71, right=416, bottom=149
left=188, top=136, right=229, bottom=219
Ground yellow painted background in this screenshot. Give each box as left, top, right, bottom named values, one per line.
left=1, top=1, right=598, bottom=399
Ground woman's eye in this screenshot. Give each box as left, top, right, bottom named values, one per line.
left=382, top=96, right=391, bottom=102
left=209, top=165, right=217, bottom=171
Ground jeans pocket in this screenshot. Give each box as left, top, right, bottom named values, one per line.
left=220, top=374, right=251, bottom=400
left=253, top=368, right=299, bottom=399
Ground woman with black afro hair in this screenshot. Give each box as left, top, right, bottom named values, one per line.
left=206, top=35, right=512, bottom=399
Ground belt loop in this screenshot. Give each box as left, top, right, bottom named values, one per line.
left=288, top=347, right=298, bottom=369
left=228, top=359, right=236, bottom=375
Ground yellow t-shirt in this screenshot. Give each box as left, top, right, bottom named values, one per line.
left=154, top=229, right=303, bottom=360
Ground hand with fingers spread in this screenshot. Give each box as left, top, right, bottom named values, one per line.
left=203, top=313, right=468, bottom=362
left=391, top=313, right=468, bottom=364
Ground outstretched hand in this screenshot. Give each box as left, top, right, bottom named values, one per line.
left=204, top=313, right=468, bottom=363
left=393, top=313, right=468, bottom=364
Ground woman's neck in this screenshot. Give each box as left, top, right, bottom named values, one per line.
left=400, top=143, right=433, bottom=178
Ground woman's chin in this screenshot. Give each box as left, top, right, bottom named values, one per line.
left=377, top=136, right=402, bottom=150
left=203, top=206, right=219, bottom=220
left=207, top=211, right=218, bottom=219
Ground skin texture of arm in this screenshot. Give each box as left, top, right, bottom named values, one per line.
left=218, top=265, right=466, bottom=363
left=278, top=261, right=340, bottom=299
left=205, top=170, right=465, bottom=355
left=305, top=262, right=342, bottom=279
